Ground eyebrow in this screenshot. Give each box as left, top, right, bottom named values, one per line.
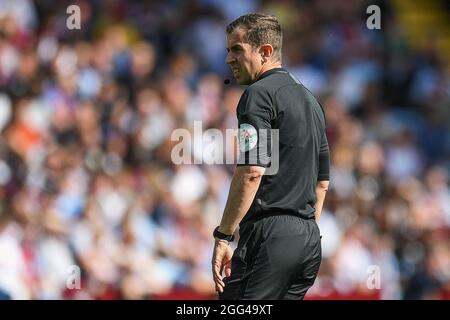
left=226, top=44, right=243, bottom=52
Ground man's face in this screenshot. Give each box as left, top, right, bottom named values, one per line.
left=226, top=27, right=262, bottom=85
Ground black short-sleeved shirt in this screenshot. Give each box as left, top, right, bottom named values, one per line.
left=236, top=67, right=330, bottom=224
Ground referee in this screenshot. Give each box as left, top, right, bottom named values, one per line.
left=212, top=13, right=330, bottom=300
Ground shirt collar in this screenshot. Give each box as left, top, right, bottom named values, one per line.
left=254, top=67, right=287, bottom=83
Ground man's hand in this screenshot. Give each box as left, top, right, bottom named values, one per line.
left=212, top=239, right=233, bottom=293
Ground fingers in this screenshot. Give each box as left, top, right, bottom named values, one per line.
left=212, top=241, right=233, bottom=293
left=224, top=260, right=232, bottom=277
left=212, top=257, right=225, bottom=292
left=213, top=271, right=225, bottom=292
left=214, top=271, right=225, bottom=290
left=224, top=246, right=233, bottom=277
left=215, top=282, right=224, bottom=293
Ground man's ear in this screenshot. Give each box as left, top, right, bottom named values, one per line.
left=260, top=44, right=274, bottom=63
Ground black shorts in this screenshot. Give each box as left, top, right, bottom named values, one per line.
left=219, top=214, right=322, bottom=300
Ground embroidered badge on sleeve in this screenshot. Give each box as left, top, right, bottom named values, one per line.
left=239, top=123, right=258, bottom=152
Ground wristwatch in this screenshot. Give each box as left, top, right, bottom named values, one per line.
left=213, top=226, right=235, bottom=242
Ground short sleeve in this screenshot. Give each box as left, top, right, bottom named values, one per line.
left=236, top=87, right=274, bottom=167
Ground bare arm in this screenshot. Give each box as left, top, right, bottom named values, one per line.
left=212, top=165, right=265, bottom=293
left=218, top=165, right=265, bottom=235
left=314, top=180, right=329, bottom=222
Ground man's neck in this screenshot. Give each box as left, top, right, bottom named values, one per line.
left=255, top=62, right=282, bottom=80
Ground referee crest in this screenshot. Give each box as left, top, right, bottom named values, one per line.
left=239, top=123, right=258, bottom=152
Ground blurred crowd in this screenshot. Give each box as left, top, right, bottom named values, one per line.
left=0, top=0, right=449, bottom=300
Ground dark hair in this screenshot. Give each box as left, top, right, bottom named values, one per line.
left=226, top=13, right=283, bottom=62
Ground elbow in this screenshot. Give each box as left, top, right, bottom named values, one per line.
left=317, top=180, right=329, bottom=191
left=237, top=166, right=265, bottom=186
